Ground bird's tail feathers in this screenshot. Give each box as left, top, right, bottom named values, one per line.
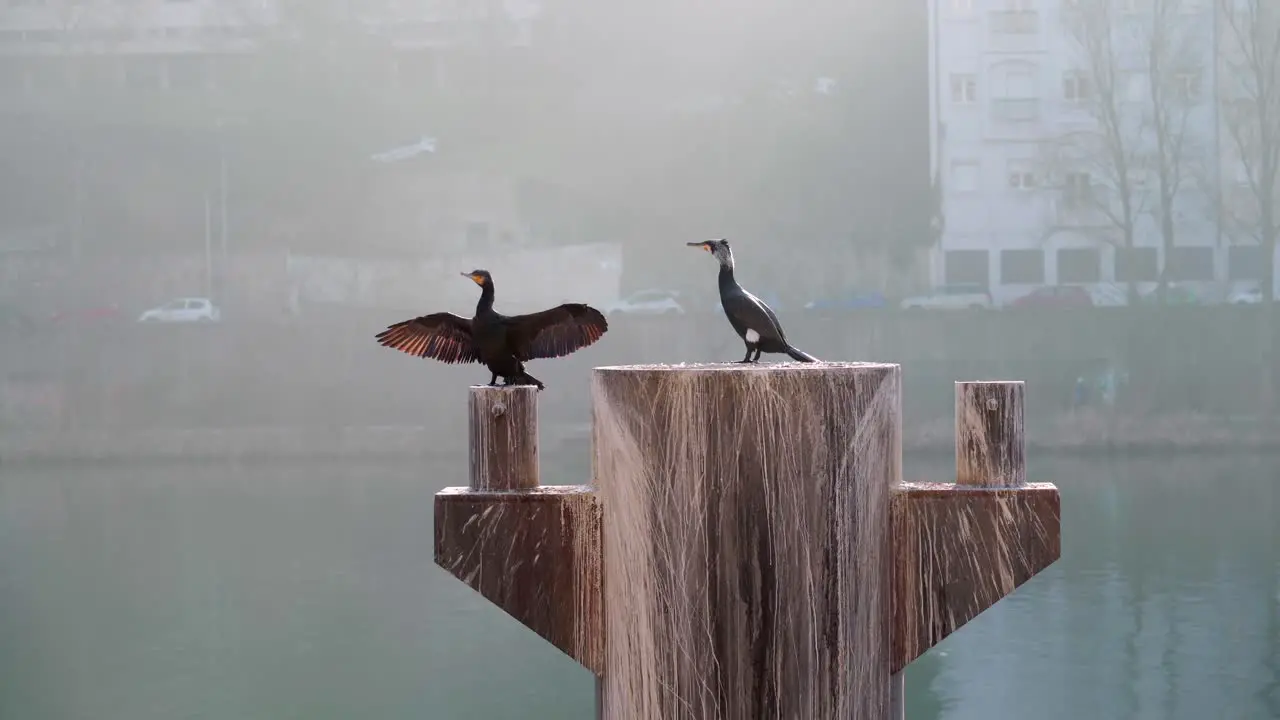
left=785, top=345, right=820, bottom=363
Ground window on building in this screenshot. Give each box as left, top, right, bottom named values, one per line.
left=1064, top=172, right=1092, bottom=203
left=951, top=0, right=974, bottom=14
left=1003, top=67, right=1035, bottom=98
left=1057, top=247, right=1101, bottom=283
left=1001, top=249, right=1045, bottom=284
left=945, top=250, right=990, bottom=286
left=952, top=160, right=980, bottom=192
left=1166, top=246, right=1214, bottom=281
left=1116, top=247, right=1159, bottom=282
left=1006, top=159, right=1036, bottom=190
left=951, top=73, right=977, bottom=104
left=1063, top=71, right=1092, bottom=103
left=1228, top=245, right=1264, bottom=281
left=1174, top=72, right=1202, bottom=102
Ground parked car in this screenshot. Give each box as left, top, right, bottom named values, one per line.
left=900, top=284, right=994, bottom=310
left=599, top=289, right=684, bottom=316
left=1138, top=284, right=1202, bottom=306
left=51, top=303, right=124, bottom=325
left=1009, top=285, right=1094, bottom=309
left=137, top=297, right=222, bottom=323
left=804, top=290, right=886, bottom=311
left=1227, top=284, right=1265, bottom=305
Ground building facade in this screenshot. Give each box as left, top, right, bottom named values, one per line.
left=928, top=0, right=1249, bottom=305
left=0, top=0, right=540, bottom=95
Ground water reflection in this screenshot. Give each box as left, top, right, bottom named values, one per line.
left=906, top=454, right=1280, bottom=720
left=0, top=454, right=1275, bottom=719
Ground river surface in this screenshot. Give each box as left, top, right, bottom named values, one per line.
left=0, top=453, right=1276, bottom=719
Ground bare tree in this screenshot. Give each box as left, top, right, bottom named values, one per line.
left=1218, top=0, right=1280, bottom=303
left=1051, top=0, right=1210, bottom=304
left=1143, top=0, right=1210, bottom=302
left=1218, top=0, right=1280, bottom=414
left=1048, top=0, right=1149, bottom=304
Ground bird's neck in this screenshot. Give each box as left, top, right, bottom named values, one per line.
left=718, top=263, right=738, bottom=289
left=475, top=283, right=495, bottom=313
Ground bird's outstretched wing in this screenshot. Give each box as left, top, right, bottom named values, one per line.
left=374, top=312, right=479, bottom=364
left=507, top=304, right=609, bottom=360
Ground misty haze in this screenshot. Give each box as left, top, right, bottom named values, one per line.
left=0, top=0, right=1278, bottom=718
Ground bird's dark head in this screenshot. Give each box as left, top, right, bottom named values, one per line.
left=461, top=269, right=492, bottom=287
left=686, top=239, right=734, bottom=269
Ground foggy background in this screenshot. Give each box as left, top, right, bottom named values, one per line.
left=0, top=0, right=1277, bottom=719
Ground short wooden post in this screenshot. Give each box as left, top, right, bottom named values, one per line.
left=892, top=380, right=1059, bottom=675
left=955, top=381, right=1025, bottom=487
left=468, top=385, right=539, bottom=490
left=434, top=386, right=603, bottom=673
left=592, top=362, right=902, bottom=719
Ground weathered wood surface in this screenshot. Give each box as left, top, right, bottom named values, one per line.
left=468, top=385, right=539, bottom=490
left=890, top=481, right=1060, bottom=674
left=434, top=485, right=604, bottom=674
left=591, top=362, right=902, bottom=720
left=891, top=379, right=1059, bottom=674
left=955, top=381, right=1025, bottom=487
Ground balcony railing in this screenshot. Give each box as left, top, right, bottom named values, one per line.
left=991, top=97, right=1041, bottom=122
left=1050, top=193, right=1114, bottom=228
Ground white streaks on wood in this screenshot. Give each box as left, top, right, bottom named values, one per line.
left=468, top=385, right=539, bottom=490
left=955, top=381, right=1025, bottom=488
left=592, top=362, right=901, bottom=719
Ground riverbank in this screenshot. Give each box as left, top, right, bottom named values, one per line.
left=3, top=412, right=1277, bottom=463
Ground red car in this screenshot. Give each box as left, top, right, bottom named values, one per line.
left=1009, top=286, right=1094, bottom=308
left=50, top=304, right=124, bottom=325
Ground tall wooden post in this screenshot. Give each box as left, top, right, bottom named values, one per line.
left=433, top=374, right=1060, bottom=720
left=592, top=362, right=901, bottom=719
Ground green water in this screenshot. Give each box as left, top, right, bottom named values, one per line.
left=0, top=453, right=1275, bottom=719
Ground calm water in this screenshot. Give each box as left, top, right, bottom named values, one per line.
left=0, top=453, right=1275, bottom=719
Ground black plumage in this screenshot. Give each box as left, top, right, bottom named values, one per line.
left=688, top=239, right=819, bottom=364
left=374, top=269, right=608, bottom=390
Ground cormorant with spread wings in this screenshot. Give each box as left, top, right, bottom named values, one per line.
left=374, top=270, right=608, bottom=390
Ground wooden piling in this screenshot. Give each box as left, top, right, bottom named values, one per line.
left=468, top=385, right=539, bottom=490
left=891, top=380, right=1059, bottom=674
left=435, top=386, right=603, bottom=673
left=591, top=362, right=902, bottom=720
left=432, top=374, right=1061, bottom=719
left=955, top=381, right=1025, bottom=487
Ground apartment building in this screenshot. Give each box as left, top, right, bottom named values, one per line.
left=928, top=0, right=1231, bottom=304
left=0, top=0, right=540, bottom=95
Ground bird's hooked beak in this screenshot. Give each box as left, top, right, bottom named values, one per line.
left=686, top=241, right=712, bottom=253
left=461, top=272, right=484, bottom=285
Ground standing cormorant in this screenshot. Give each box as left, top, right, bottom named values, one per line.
left=374, top=270, right=608, bottom=390
left=687, top=239, right=819, bottom=364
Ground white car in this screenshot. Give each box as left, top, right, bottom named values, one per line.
left=137, top=297, right=222, bottom=323
left=1227, top=285, right=1265, bottom=305
left=600, top=289, right=685, bottom=316
left=900, top=284, right=995, bottom=311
